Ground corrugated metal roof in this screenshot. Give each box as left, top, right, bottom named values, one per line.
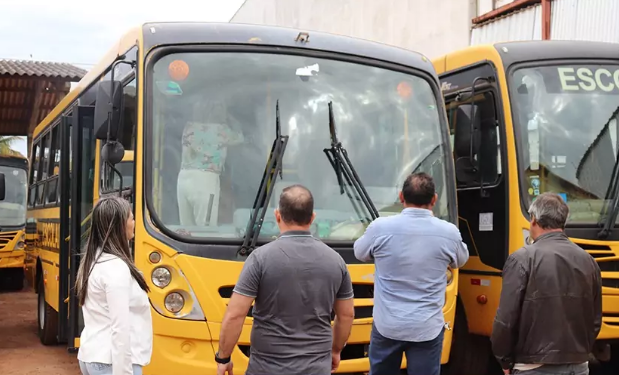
left=0, top=59, right=82, bottom=136
left=551, top=0, right=619, bottom=43
left=471, top=4, right=542, bottom=45
left=0, top=59, right=86, bottom=80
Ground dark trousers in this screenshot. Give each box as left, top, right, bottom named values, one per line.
left=369, top=323, right=444, bottom=375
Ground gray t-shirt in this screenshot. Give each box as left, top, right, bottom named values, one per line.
left=233, top=230, right=354, bottom=375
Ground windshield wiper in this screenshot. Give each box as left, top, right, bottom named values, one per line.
left=240, top=101, right=289, bottom=255
left=598, top=147, right=619, bottom=239
left=323, top=101, right=379, bottom=225
left=595, top=108, right=619, bottom=239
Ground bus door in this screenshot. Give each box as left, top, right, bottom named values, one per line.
left=439, top=63, right=509, bottom=335
left=59, top=105, right=95, bottom=351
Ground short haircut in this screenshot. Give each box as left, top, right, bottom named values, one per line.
left=528, top=193, right=569, bottom=230
left=278, top=184, right=314, bottom=225
left=402, top=172, right=435, bottom=206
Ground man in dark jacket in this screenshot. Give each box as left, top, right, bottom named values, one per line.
left=491, top=192, right=602, bottom=375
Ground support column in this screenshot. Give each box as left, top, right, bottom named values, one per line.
left=541, top=0, right=552, bottom=40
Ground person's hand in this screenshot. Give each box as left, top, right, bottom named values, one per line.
left=331, top=350, right=341, bottom=373
left=503, top=369, right=510, bottom=374
left=217, top=362, right=234, bottom=375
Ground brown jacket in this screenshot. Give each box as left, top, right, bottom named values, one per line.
left=490, top=231, right=602, bottom=370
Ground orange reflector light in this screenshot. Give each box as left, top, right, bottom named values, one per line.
left=168, top=60, right=189, bottom=81
left=397, top=81, right=412, bottom=98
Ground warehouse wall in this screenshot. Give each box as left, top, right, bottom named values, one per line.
left=230, top=0, right=477, bottom=59
left=551, top=0, right=619, bottom=43
left=471, top=4, right=542, bottom=45
left=471, top=0, right=619, bottom=46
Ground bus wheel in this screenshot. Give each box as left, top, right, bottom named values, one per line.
left=441, top=305, right=491, bottom=375
left=37, top=276, right=58, bottom=345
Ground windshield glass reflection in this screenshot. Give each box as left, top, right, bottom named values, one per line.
left=0, top=165, right=28, bottom=227
left=149, top=52, right=450, bottom=241
left=511, top=64, right=619, bottom=224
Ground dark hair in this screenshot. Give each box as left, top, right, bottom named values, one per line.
left=402, top=172, right=435, bottom=206
left=76, top=196, right=150, bottom=306
left=278, top=184, right=314, bottom=225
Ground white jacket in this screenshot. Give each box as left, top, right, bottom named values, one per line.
left=77, top=252, right=153, bottom=375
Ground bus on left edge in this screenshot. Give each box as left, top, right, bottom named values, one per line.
left=0, top=153, right=28, bottom=291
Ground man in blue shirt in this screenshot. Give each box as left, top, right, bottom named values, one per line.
left=354, top=172, right=469, bottom=375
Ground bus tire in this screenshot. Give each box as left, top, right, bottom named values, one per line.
left=37, top=276, right=58, bottom=345
left=441, top=300, right=491, bottom=375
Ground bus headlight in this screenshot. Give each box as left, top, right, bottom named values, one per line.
left=446, top=268, right=454, bottom=285
left=165, top=292, right=184, bottom=313
left=15, top=234, right=25, bottom=250
left=152, top=267, right=171, bottom=288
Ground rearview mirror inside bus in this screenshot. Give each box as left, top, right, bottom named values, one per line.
left=93, top=79, right=122, bottom=140
left=0, top=173, right=5, bottom=200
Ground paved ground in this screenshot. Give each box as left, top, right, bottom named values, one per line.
left=0, top=288, right=80, bottom=375
left=0, top=286, right=615, bottom=375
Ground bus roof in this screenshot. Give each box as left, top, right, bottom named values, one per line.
left=141, top=22, right=436, bottom=75
left=494, top=40, right=619, bottom=68
left=33, top=22, right=440, bottom=141
left=433, top=40, right=619, bottom=74
left=0, top=153, right=29, bottom=170
left=32, top=27, right=142, bottom=138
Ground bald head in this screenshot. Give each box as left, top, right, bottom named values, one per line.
left=402, top=172, right=436, bottom=207
left=278, top=184, right=314, bottom=225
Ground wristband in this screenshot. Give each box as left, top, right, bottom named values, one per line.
left=215, top=352, right=231, bottom=364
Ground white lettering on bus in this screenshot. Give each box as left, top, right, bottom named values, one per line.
left=558, top=67, right=619, bottom=92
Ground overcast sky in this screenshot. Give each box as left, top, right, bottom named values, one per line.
left=1, top=0, right=245, bottom=155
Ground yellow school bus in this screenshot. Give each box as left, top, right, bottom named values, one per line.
left=0, top=153, right=28, bottom=290
left=25, top=22, right=461, bottom=374
left=432, top=40, right=619, bottom=372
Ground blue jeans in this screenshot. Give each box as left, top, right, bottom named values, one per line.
left=369, top=323, right=444, bottom=375
left=78, top=361, right=143, bottom=375
left=512, top=363, right=589, bottom=375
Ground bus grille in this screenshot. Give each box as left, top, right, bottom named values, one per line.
left=219, top=283, right=374, bottom=319
left=0, top=231, right=19, bottom=251
left=577, top=243, right=619, bottom=289
left=238, top=342, right=368, bottom=361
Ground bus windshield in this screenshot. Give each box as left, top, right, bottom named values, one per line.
left=0, top=165, right=28, bottom=227
left=148, top=51, right=449, bottom=241
left=510, top=63, right=619, bottom=224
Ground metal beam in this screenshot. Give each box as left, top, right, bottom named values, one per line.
left=473, top=0, right=541, bottom=25
left=541, top=0, right=552, bottom=40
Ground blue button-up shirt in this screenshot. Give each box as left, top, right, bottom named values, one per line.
left=354, top=207, right=469, bottom=342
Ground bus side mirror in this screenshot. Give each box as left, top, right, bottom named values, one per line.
left=101, top=141, right=125, bottom=166
left=454, top=104, right=481, bottom=184
left=0, top=173, right=5, bottom=201
left=93, top=80, right=123, bottom=140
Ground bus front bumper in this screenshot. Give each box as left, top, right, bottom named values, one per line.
left=0, top=250, right=25, bottom=269
left=143, top=297, right=457, bottom=375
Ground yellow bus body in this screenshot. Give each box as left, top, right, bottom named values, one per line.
left=0, top=153, right=28, bottom=290
left=433, top=41, right=619, bottom=369
left=26, top=23, right=461, bottom=374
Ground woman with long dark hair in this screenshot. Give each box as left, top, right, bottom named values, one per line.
left=75, top=196, right=152, bottom=375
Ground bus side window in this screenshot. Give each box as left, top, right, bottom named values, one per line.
left=28, top=141, right=40, bottom=208
left=46, top=124, right=61, bottom=204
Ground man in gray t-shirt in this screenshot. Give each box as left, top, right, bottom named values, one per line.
left=215, top=184, right=355, bottom=375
